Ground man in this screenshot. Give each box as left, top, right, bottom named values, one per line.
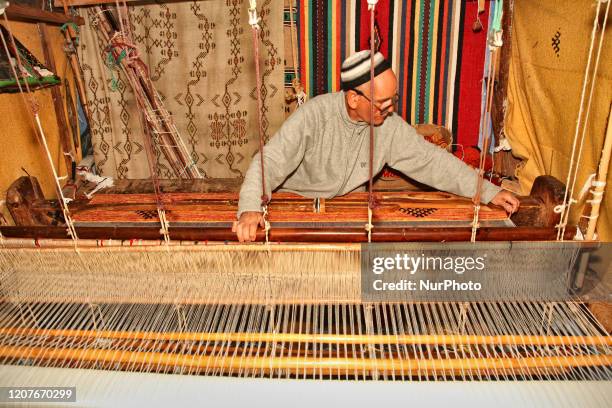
left=233, top=50, right=519, bottom=242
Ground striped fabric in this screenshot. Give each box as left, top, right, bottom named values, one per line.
left=296, top=0, right=490, bottom=145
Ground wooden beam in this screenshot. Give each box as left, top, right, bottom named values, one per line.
left=38, top=22, right=75, bottom=177
left=53, top=0, right=185, bottom=7
left=491, top=0, right=512, bottom=141
left=5, top=3, right=84, bottom=25
left=0, top=225, right=577, bottom=242
left=5, top=176, right=60, bottom=226
left=491, top=0, right=516, bottom=178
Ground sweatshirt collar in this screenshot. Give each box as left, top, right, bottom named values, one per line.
left=338, top=91, right=368, bottom=129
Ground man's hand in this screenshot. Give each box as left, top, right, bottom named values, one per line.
left=490, top=190, right=520, bottom=214
left=232, top=211, right=265, bottom=242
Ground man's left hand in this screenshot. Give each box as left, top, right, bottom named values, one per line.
left=490, top=190, right=520, bottom=214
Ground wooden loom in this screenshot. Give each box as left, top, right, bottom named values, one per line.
left=4, top=161, right=610, bottom=394
left=0, top=1, right=611, bottom=406
left=1, top=171, right=611, bottom=400
left=1, top=173, right=572, bottom=242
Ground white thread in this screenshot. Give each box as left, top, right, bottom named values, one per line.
left=367, top=0, right=379, bottom=10
left=81, top=173, right=114, bottom=199
left=493, top=137, right=512, bottom=152
left=264, top=220, right=271, bottom=243
left=158, top=208, right=170, bottom=245
left=262, top=205, right=270, bottom=244
left=365, top=207, right=373, bottom=243
left=557, top=0, right=610, bottom=240
left=488, top=30, right=503, bottom=50
left=470, top=205, right=481, bottom=243
left=573, top=227, right=585, bottom=241
left=248, top=1, right=260, bottom=29
left=589, top=190, right=604, bottom=197
left=34, top=113, right=79, bottom=245
left=587, top=198, right=603, bottom=205
left=554, top=198, right=578, bottom=215
left=577, top=173, right=596, bottom=200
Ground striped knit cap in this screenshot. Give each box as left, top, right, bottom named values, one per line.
left=340, top=50, right=391, bottom=91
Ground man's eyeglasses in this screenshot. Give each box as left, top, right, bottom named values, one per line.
left=351, top=89, right=399, bottom=113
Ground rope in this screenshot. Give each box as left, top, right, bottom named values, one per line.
left=557, top=0, right=610, bottom=240
left=585, top=103, right=612, bottom=239
left=248, top=0, right=260, bottom=29
left=105, top=0, right=171, bottom=244
left=365, top=207, right=373, bottom=243
left=470, top=205, right=480, bottom=242
left=0, top=14, right=79, bottom=244
left=158, top=208, right=170, bottom=245
left=249, top=0, right=271, bottom=243
left=138, top=83, right=170, bottom=244
left=288, top=1, right=306, bottom=106
left=576, top=173, right=597, bottom=201
left=93, top=4, right=200, bottom=180
left=366, top=0, right=378, bottom=243
left=262, top=205, right=271, bottom=243
left=114, top=0, right=128, bottom=38
left=470, top=4, right=501, bottom=243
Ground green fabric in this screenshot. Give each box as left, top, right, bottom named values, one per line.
left=0, top=76, right=60, bottom=90
left=492, top=0, right=503, bottom=31
left=60, top=22, right=80, bottom=46
left=106, top=49, right=128, bottom=91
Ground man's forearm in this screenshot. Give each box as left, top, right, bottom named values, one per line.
left=237, top=155, right=267, bottom=219
left=431, top=152, right=502, bottom=203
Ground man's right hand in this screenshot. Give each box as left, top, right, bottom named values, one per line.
left=232, top=211, right=265, bottom=242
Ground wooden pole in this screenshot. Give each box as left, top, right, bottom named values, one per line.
left=4, top=3, right=84, bottom=25
left=585, top=103, right=612, bottom=239
left=0, top=225, right=577, bottom=242
left=38, top=23, right=75, bottom=175
left=59, top=0, right=93, bottom=128
left=2, top=327, right=611, bottom=347
left=0, top=345, right=609, bottom=374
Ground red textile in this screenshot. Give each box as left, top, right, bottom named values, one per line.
left=454, top=146, right=492, bottom=171
left=455, top=1, right=490, bottom=145
left=358, top=0, right=392, bottom=57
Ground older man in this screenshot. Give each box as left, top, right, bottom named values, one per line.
left=233, top=50, right=519, bottom=242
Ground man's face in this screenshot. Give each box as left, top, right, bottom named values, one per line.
left=353, top=69, right=398, bottom=126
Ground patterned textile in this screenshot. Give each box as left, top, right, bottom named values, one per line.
left=506, top=0, right=612, bottom=240
left=79, top=0, right=285, bottom=179
left=296, top=0, right=490, bottom=144
left=454, top=0, right=491, bottom=146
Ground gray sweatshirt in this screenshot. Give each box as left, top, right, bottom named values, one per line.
left=238, top=91, right=501, bottom=218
